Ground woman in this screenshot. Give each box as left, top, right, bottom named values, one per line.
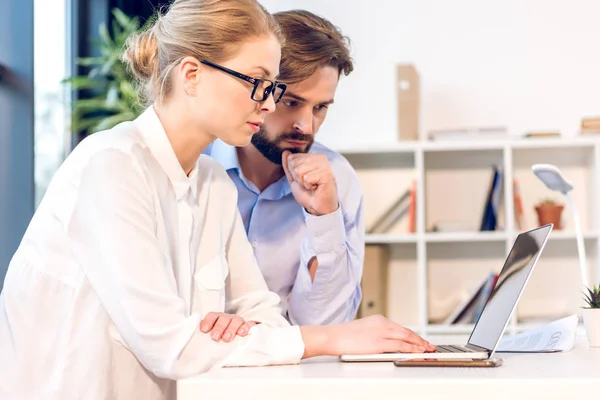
left=0, top=0, right=434, bottom=398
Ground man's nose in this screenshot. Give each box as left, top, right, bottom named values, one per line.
left=292, top=110, right=315, bottom=135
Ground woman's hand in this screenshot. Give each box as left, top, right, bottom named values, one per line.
left=300, top=315, right=436, bottom=358
left=200, top=312, right=257, bottom=342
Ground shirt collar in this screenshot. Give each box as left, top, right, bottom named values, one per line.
left=134, top=106, right=199, bottom=201
left=209, top=139, right=241, bottom=172
left=209, top=139, right=293, bottom=198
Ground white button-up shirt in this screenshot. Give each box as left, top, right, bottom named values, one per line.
left=0, top=107, right=304, bottom=400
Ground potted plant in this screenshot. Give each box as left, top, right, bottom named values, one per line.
left=534, top=198, right=564, bottom=229
left=63, top=8, right=153, bottom=135
left=582, top=283, right=600, bottom=347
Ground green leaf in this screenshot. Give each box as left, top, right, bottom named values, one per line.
left=63, top=7, right=148, bottom=136
left=75, top=56, right=107, bottom=67
left=91, top=111, right=136, bottom=132
left=112, top=8, right=140, bottom=32
left=71, top=115, right=108, bottom=133
left=98, top=23, right=113, bottom=48
left=62, top=76, right=108, bottom=90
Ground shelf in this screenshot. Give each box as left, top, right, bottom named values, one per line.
left=425, top=231, right=507, bottom=243
left=335, top=142, right=419, bottom=155
left=422, top=141, right=506, bottom=152
left=419, top=321, right=586, bottom=336
left=350, top=137, right=600, bottom=333
left=363, top=230, right=595, bottom=244
left=512, top=230, right=599, bottom=240
left=365, top=234, right=418, bottom=244
left=510, top=138, right=597, bottom=150
left=423, top=324, right=475, bottom=334
left=336, top=137, right=600, bottom=155
left=545, top=231, right=598, bottom=240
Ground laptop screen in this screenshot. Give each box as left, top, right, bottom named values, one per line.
left=467, top=224, right=552, bottom=351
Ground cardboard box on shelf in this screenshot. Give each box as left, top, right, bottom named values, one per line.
left=397, top=64, right=420, bottom=141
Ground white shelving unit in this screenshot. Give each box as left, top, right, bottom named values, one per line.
left=338, top=137, right=600, bottom=336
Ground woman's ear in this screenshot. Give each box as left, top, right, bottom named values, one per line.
left=179, top=56, right=201, bottom=96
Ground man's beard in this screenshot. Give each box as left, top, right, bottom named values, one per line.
left=251, top=127, right=314, bottom=165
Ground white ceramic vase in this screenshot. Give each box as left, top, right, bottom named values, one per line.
left=582, top=308, right=600, bottom=347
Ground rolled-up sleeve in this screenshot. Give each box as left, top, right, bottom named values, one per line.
left=287, top=166, right=365, bottom=326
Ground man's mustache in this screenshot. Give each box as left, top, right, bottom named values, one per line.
left=276, top=132, right=313, bottom=143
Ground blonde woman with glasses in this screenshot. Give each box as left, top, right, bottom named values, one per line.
left=0, top=1, right=434, bottom=398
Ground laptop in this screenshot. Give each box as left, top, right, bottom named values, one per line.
left=340, top=224, right=553, bottom=362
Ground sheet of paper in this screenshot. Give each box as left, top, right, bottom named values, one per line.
left=496, top=314, right=578, bottom=353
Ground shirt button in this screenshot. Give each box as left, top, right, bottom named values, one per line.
left=252, top=241, right=258, bottom=248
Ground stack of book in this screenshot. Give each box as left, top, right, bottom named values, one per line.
left=443, top=272, right=499, bottom=325
left=427, top=126, right=508, bottom=141
left=367, top=180, right=416, bottom=234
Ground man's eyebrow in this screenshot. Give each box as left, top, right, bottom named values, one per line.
left=282, top=92, right=306, bottom=102
left=282, top=92, right=335, bottom=105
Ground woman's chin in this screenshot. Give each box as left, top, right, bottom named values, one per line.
left=221, top=133, right=252, bottom=148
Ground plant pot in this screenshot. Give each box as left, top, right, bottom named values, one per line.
left=582, top=308, right=600, bottom=347
left=535, top=204, right=564, bottom=229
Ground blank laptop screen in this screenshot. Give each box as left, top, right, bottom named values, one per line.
left=467, top=225, right=552, bottom=351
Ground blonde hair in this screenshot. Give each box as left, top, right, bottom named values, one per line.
left=122, top=0, right=283, bottom=106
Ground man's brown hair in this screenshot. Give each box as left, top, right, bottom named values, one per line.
left=273, top=10, right=354, bottom=84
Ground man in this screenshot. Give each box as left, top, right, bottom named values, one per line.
left=207, top=10, right=363, bottom=325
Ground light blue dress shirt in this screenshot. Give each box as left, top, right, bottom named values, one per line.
left=206, top=139, right=365, bottom=325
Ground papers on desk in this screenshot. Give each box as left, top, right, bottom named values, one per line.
left=496, top=315, right=578, bottom=353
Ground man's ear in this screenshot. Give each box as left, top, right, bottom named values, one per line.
left=179, top=56, right=201, bottom=96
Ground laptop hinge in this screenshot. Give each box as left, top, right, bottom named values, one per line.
left=465, top=343, right=490, bottom=353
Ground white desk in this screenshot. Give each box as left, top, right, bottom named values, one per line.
left=177, top=337, right=600, bottom=400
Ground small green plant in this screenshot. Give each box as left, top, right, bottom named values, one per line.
left=63, top=8, right=153, bottom=134
left=583, top=283, right=600, bottom=309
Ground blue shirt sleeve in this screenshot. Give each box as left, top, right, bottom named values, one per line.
left=287, top=160, right=365, bottom=325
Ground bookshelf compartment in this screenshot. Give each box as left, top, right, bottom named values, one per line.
left=424, top=149, right=505, bottom=234
left=517, top=237, right=598, bottom=323
left=346, top=152, right=417, bottom=235
left=512, top=145, right=597, bottom=233
left=426, top=241, right=506, bottom=324
left=383, top=244, right=420, bottom=327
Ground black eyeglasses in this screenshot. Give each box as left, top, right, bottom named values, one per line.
left=199, top=59, right=287, bottom=104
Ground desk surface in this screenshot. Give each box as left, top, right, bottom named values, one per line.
left=178, top=336, right=600, bottom=400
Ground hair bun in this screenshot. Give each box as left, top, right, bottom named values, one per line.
left=123, top=27, right=159, bottom=82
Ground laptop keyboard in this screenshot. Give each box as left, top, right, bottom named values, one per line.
left=432, top=345, right=475, bottom=353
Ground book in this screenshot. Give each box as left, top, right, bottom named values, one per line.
left=367, top=179, right=416, bottom=234
left=428, top=126, right=508, bottom=141
left=444, top=272, right=498, bottom=325
left=367, top=189, right=410, bottom=234
left=513, top=179, right=525, bottom=230
left=480, top=165, right=502, bottom=231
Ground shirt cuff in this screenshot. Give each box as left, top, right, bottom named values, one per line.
left=303, top=206, right=347, bottom=255
left=220, top=325, right=305, bottom=368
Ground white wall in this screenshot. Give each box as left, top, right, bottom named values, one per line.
left=260, top=0, right=600, bottom=149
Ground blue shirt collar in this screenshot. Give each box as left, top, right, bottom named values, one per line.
left=208, top=139, right=292, bottom=199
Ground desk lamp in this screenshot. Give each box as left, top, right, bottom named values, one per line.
left=532, top=164, right=590, bottom=290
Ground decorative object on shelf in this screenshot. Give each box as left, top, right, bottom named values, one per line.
left=63, top=8, right=152, bottom=135
left=580, top=116, right=600, bottom=135
left=582, top=283, right=600, bottom=347
left=396, top=64, right=420, bottom=141
left=534, top=198, right=564, bottom=229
